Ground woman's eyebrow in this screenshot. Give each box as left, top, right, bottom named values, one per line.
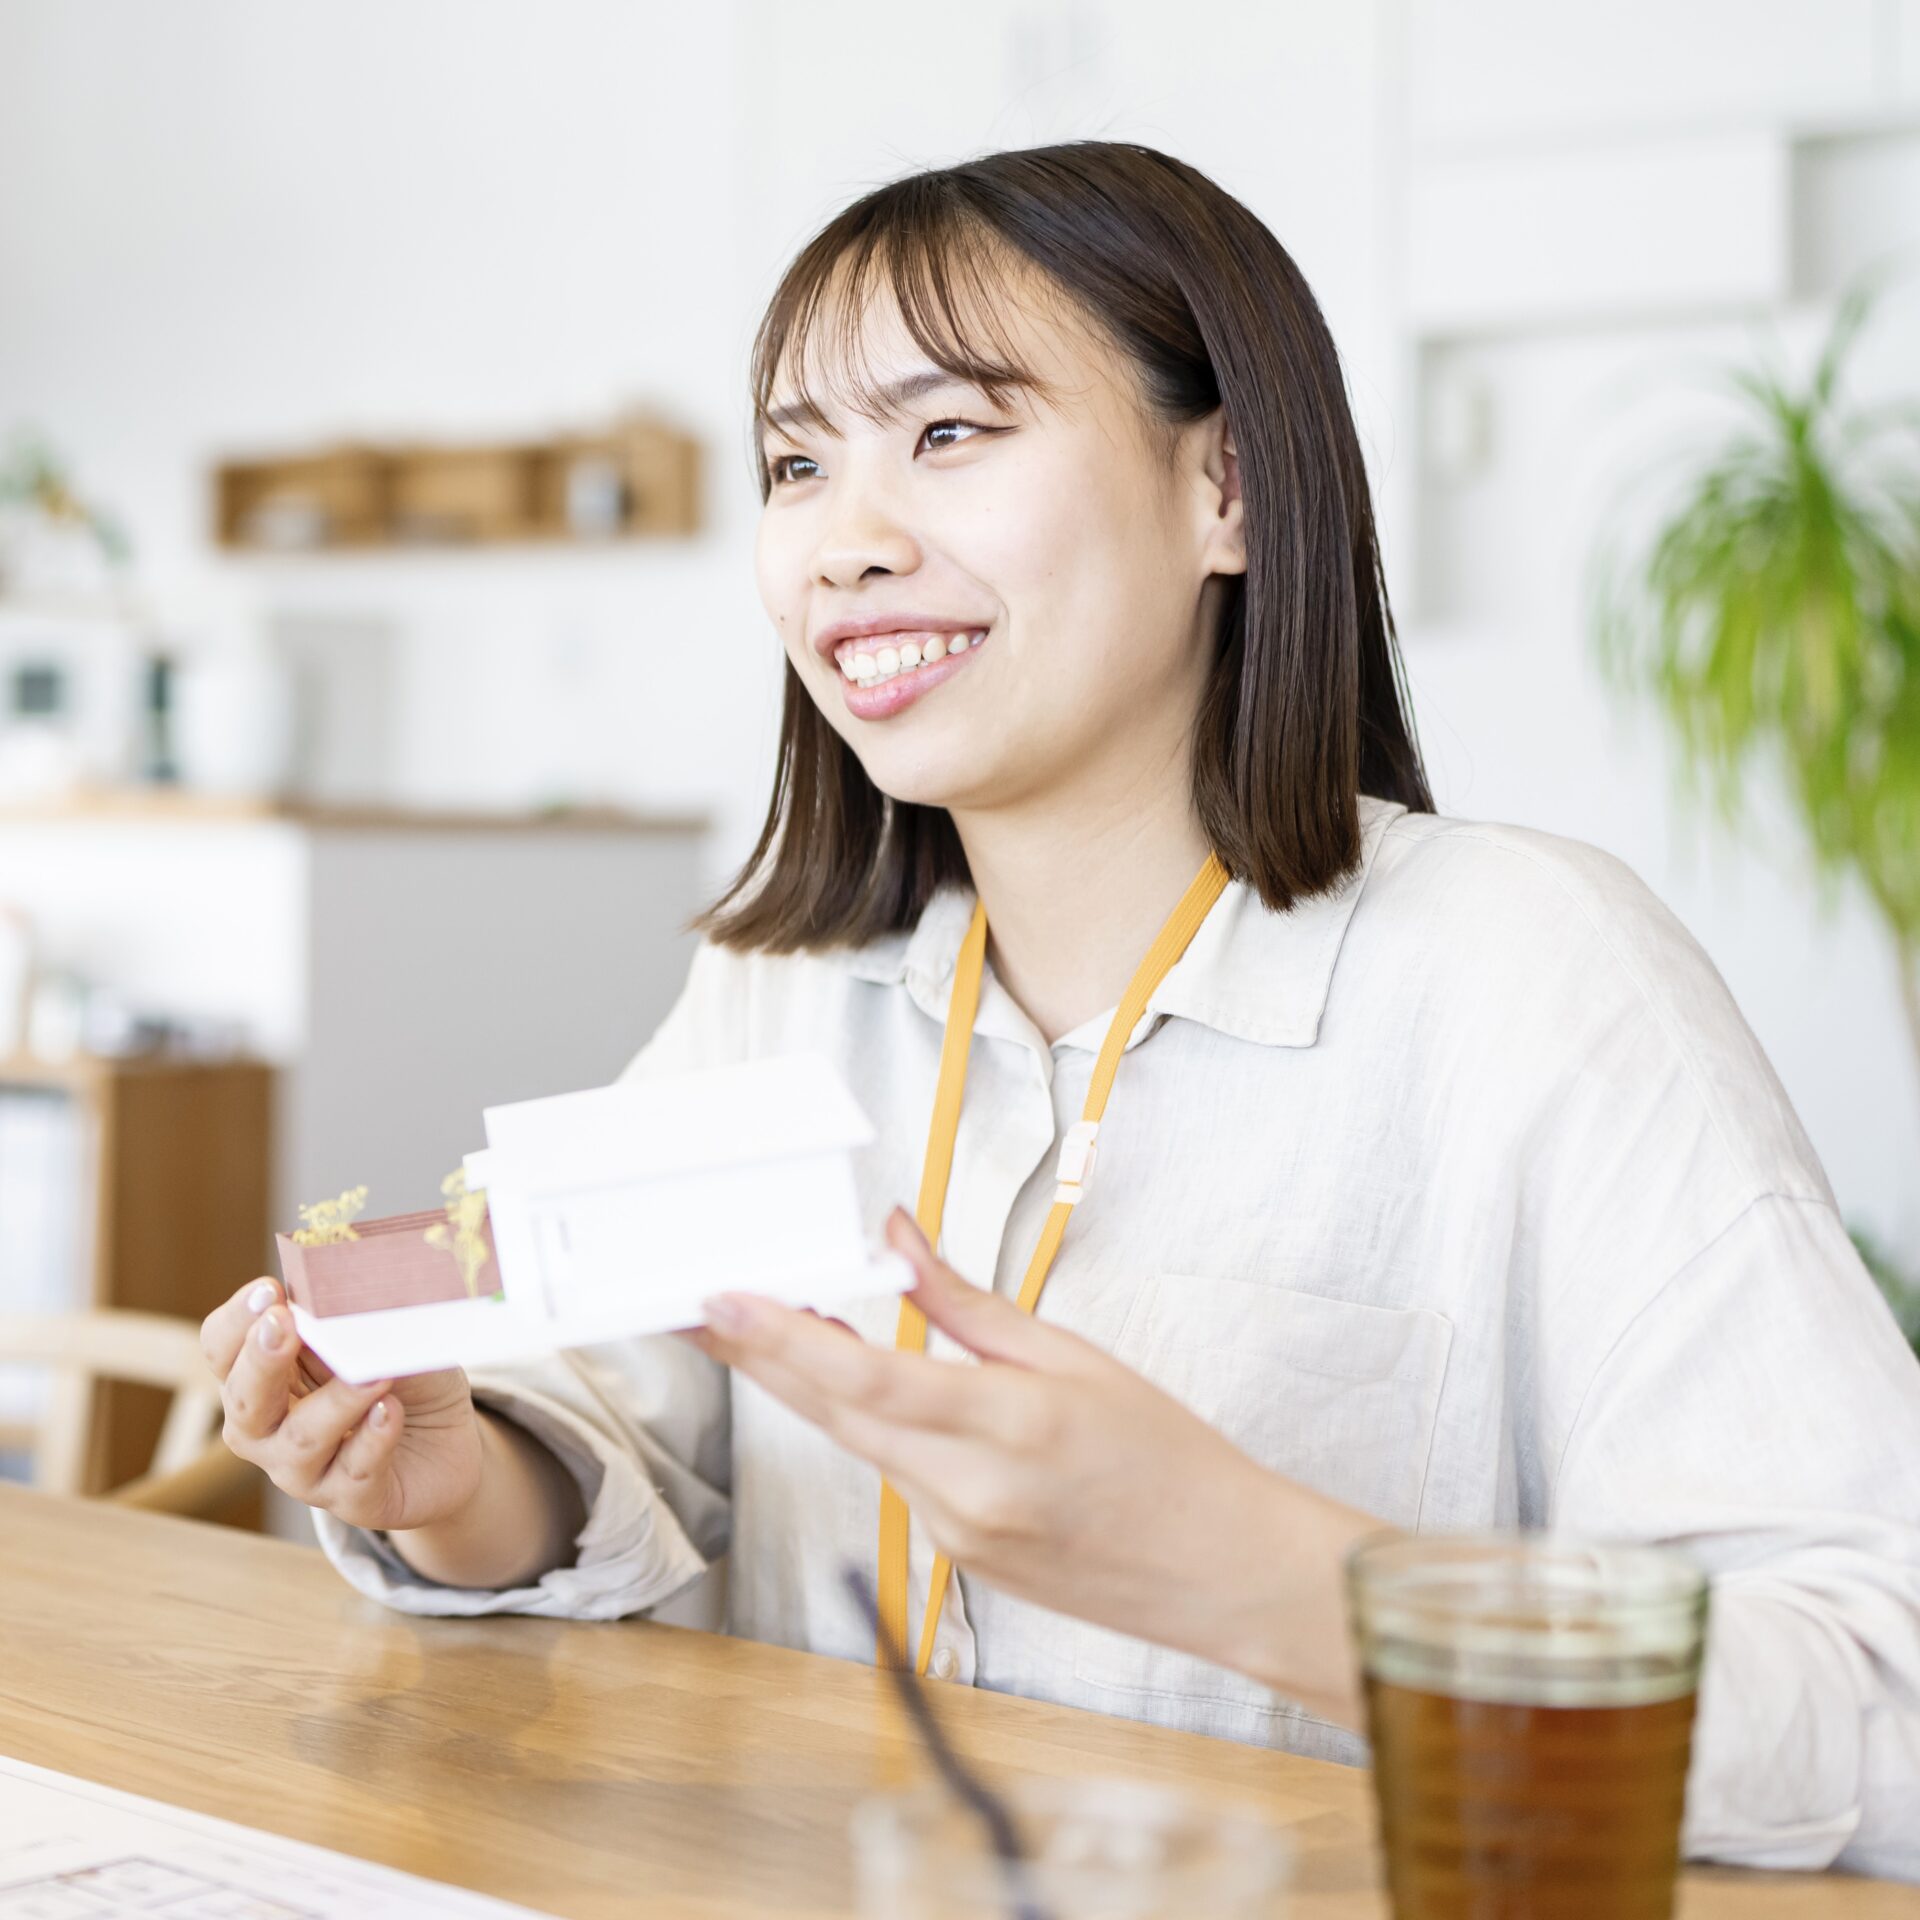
left=762, top=371, right=979, bottom=439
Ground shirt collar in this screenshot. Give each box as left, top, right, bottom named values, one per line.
left=839, top=795, right=1405, bottom=1051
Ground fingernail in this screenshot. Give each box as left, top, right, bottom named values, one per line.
left=256, top=1312, right=285, bottom=1352
left=888, top=1207, right=932, bottom=1256
left=246, top=1281, right=278, bottom=1314
left=703, top=1295, right=750, bottom=1337
left=369, top=1399, right=390, bottom=1430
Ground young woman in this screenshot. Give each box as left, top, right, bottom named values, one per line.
left=201, top=144, right=1920, bottom=1877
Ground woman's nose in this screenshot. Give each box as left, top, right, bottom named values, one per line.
left=811, top=484, right=921, bottom=587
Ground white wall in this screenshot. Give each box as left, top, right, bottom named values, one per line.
left=0, top=0, right=775, bottom=854
left=2, top=0, right=1916, bottom=1257
left=1388, top=0, right=1920, bottom=1259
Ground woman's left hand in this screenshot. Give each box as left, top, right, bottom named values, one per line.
left=686, top=1208, right=1379, bottom=1726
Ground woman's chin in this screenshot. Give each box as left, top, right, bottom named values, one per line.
left=854, top=750, right=1013, bottom=818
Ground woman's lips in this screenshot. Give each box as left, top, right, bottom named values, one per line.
left=837, top=630, right=986, bottom=720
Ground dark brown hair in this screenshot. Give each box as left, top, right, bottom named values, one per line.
left=701, top=141, right=1431, bottom=952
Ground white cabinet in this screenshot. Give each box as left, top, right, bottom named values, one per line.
left=0, top=797, right=707, bottom=1234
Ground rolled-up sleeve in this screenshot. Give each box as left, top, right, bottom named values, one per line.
left=1553, top=1192, right=1920, bottom=1880
left=316, top=1332, right=730, bottom=1619
left=315, top=939, right=749, bottom=1621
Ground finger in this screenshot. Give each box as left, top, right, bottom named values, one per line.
left=270, top=1373, right=395, bottom=1499
left=710, top=1323, right=1064, bottom=1541
left=705, top=1343, right=836, bottom=1431
left=293, top=1346, right=335, bottom=1394
left=715, top=1338, right=912, bottom=1458
left=702, top=1294, right=1022, bottom=1437
left=777, top=1377, right=983, bottom=1493
left=201, top=1277, right=286, bottom=1381
left=886, top=1208, right=1100, bottom=1374
left=678, top=1307, right=851, bottom=1359
left=712, top=1351, right=1027, bottom=1569
left=801, top=1307, right=858, bottom=1336
left=221, top=1305, right=307, bottom=1445
left=203, top=1277, right=334, bottom=1394
left=310, top=1392, right=405, bottom=1520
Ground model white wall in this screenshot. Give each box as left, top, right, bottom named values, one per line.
left=2, top=0, right=1915, bottom=1255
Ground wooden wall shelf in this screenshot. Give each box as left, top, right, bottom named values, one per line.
left=213, top=412, right=701, bottom=552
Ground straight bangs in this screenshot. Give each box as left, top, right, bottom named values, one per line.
left=748, top=195, right=1058, bottom=500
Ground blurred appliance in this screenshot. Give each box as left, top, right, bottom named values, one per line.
left=0, top=608, right=145, bottom=797
left=269, top=610, right=397, bottom=804
left=172, top=640, right=296, bottom=798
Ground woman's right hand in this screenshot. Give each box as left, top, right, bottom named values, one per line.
left=200, top=1277, right=485, bottom=1533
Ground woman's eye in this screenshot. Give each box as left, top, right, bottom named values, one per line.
left=767, top=419, right=995, bottom=485
left=919, top=418, right=987, bottom=453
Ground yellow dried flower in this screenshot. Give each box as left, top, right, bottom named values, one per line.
left=424, top=1166, right=492, bottom=1298
left=290, top=1185, right=369, bottom=1246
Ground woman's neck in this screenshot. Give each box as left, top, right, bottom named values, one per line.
left=950, top=788, right=1214, bottom=1045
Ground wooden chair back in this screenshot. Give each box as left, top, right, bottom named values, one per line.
left=0, top=1309, right=230, bottom=1503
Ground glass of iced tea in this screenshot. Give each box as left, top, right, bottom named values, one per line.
left=1347, top=1533, right=1708, bottom=1920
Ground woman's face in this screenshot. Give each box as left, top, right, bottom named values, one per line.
left=754, top=271, right=1245, bottom=826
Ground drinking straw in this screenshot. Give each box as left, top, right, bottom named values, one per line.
left=842, top=1565, right=1051, bottom=1920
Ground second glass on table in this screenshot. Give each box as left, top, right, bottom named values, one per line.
left=851, top=1775, right=1290, bottom=1919
left=1348, top=1532, right=1708, bottom=1920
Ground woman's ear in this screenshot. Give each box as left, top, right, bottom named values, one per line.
left=1194, top=409, right=1247, bottom=579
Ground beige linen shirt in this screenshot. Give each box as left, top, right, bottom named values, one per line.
left=317, top=798, right=1920, bottom=1879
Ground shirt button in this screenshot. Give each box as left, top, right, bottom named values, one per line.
left=930, top=1646, right=960, bottom=1681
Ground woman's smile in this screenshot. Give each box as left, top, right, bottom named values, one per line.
left=835, top=627, right=988, bottom=719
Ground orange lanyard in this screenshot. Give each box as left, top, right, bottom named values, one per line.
left=876, top=853, right=1232, bottom=1673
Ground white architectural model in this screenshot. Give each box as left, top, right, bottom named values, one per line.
left=285, top=1053, right=910, bottom=1383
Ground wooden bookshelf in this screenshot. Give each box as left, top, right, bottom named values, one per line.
left=213, top=412, right=701, bottom=552
left=0, top=1051, right=272, bottom=1519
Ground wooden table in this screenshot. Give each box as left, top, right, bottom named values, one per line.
left=1, top=1488, right=1913, bottom=1919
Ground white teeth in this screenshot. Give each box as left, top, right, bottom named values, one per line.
left=839, top=629, right=986, bottom=689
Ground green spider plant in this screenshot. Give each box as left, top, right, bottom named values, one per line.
left=0, top=427, right=132, bottom=570
left=1592, top=281, right=1920, bottom=1075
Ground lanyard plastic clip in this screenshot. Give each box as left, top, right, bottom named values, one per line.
left=1053, top=1120, right=1100, bottom=1207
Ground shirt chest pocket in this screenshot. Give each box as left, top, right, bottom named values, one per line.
left=1067, top=1269, right=1453, bottom=1739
